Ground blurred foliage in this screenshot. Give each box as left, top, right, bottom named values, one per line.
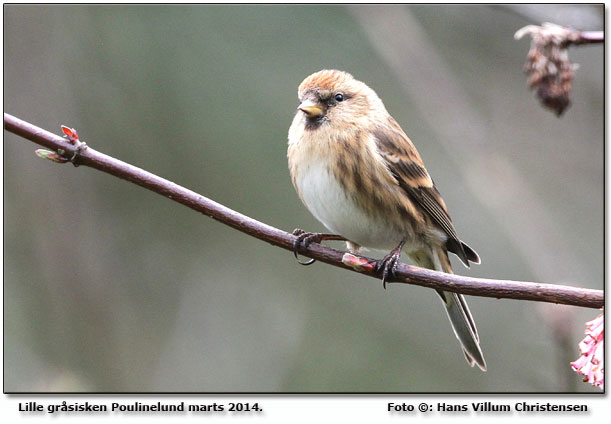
left=4, top=4, right=603, bottom=392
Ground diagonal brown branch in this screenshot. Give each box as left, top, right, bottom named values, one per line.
left=4, top=113, right=603, bottom=309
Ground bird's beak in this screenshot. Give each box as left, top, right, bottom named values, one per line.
left=298, top=99, right=324, bottom=119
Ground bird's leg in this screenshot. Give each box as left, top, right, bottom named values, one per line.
left=376, top=238, right=407, bottom=289
left=292, top=229, right=347, bottom=265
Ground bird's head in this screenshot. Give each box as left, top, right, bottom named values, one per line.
left=294, top=70, right=385, bottom=131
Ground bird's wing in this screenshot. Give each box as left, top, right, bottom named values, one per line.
left=373, top=118, right=478, bottom=266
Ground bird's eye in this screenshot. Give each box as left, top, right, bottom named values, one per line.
left=334, top=93, right=344, bottom=102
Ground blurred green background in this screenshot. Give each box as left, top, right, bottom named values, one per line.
left=4, top=5, right=603, bottom=392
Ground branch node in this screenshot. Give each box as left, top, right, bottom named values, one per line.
left=69, top=141, right=88, bottom=167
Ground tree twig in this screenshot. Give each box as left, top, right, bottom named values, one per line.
left=567, top=30, right=604, bottom=45
left=4, top=113, right=603, bottom=309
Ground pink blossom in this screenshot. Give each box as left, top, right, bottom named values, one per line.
left=571, top=312, right=603, bottom=390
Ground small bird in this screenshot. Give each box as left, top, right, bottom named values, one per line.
left=287, top=70, right=486, bottom=371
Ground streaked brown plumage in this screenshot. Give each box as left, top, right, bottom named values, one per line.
left=288, top=70, right=486, bottom=370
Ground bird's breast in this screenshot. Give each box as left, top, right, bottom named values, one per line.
left=288, top=130, right=407, bottom=250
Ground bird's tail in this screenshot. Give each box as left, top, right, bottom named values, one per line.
left=412, top=246, right=487, bottom=371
